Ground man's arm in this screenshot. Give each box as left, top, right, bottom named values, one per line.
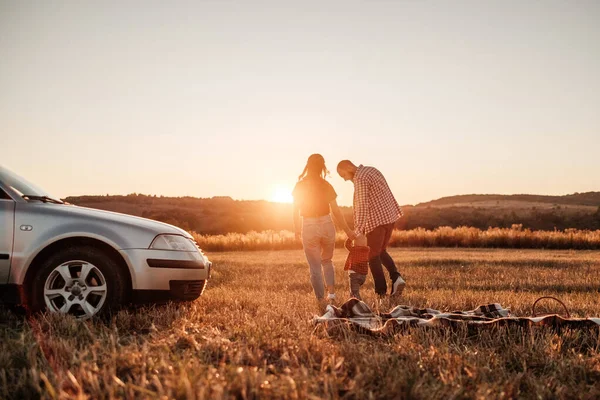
left=353, top=176, right=370, bottom=236
left=329, top=199, right=355, bottom=240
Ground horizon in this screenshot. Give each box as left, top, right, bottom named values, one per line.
left=60, top=187, right=600, bottom=208
left=2, top=1, right=599, bottom=206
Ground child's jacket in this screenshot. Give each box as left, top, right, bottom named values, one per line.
left=344, top=238, right=370, bottom=275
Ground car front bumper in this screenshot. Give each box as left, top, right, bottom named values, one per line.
left=119, top=248, right=211, bottom=291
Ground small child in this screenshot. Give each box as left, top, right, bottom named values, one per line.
left=344, top=238, right=370, bottom=300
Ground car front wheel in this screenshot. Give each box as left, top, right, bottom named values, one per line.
left=30, top=246, right=127, bottom=319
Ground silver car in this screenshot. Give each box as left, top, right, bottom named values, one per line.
left=0, top=166, right=211, bottom=318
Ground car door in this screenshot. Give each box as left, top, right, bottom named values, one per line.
left=0, top=187, right=15, bottom=283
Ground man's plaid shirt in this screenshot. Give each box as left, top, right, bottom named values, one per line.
left=353, top=165, right=403, bottom=235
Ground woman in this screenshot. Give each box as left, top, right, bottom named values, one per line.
left=292, top=154, right=354, bottom=303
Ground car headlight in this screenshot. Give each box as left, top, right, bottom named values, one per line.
left=150, top=234, right=197, bottom=251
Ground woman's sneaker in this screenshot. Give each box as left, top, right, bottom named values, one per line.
left=391, top=276, right=406, bottom=296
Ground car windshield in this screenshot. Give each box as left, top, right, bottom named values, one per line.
left=0, top=165, right=56, bottom=200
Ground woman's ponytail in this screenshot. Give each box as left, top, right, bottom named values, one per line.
left=298, top=154, right=329, bottom=181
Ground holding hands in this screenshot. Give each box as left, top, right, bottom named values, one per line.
left=354, top=233, right=367, bottom=247
left=345, top=229, right=357, bottom=241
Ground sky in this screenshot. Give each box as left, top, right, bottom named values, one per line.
left=1, top=1, right=599, bottom=206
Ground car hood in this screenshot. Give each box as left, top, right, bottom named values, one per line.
left=30, top=203, right=192, bottom=238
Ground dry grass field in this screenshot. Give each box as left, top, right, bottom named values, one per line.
left=2, top=248, right=600, bottom=399
left=193, top=227, right=600, bottom=252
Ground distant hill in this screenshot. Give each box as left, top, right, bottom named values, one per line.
left=64, top=191, right=600, bottom=234
left=416, top=192, right=600, bottom=208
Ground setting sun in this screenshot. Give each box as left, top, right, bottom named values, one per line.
left=270, top=186, right=294, bottom=203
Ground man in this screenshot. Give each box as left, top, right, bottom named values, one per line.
left=337, top=160, right=406, bottom=297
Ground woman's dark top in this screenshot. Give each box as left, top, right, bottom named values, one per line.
left=292, top=177, right=337, bottom=218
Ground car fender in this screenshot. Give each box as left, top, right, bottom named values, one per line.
left=10, top=228, right=136, bottom=286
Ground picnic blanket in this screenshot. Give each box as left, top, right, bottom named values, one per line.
left=314, top=298, right=600, bottom=337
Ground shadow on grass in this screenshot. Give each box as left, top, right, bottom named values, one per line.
left=0, top=300, right=191, bottom=338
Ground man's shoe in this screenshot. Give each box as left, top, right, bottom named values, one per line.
left=391, top=276, right=406, bottom=296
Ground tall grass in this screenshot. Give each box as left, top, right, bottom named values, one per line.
left=193, top=225, right=600, bottom=252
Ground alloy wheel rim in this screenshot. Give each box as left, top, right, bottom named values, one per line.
left=43, top=260, right=108, bottom=319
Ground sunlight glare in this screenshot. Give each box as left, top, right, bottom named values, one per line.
left=271, top=186, right=294, bottom=203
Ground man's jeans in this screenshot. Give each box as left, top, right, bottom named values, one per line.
left=367, top=222, right=401, bottom=295
left=302, top=215, right=336, bottom=299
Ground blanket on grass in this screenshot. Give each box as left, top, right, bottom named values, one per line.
left=314, top=298, right=600, bottom=337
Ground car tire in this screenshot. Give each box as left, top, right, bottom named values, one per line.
left=29, top=246, right=128, bottom=319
